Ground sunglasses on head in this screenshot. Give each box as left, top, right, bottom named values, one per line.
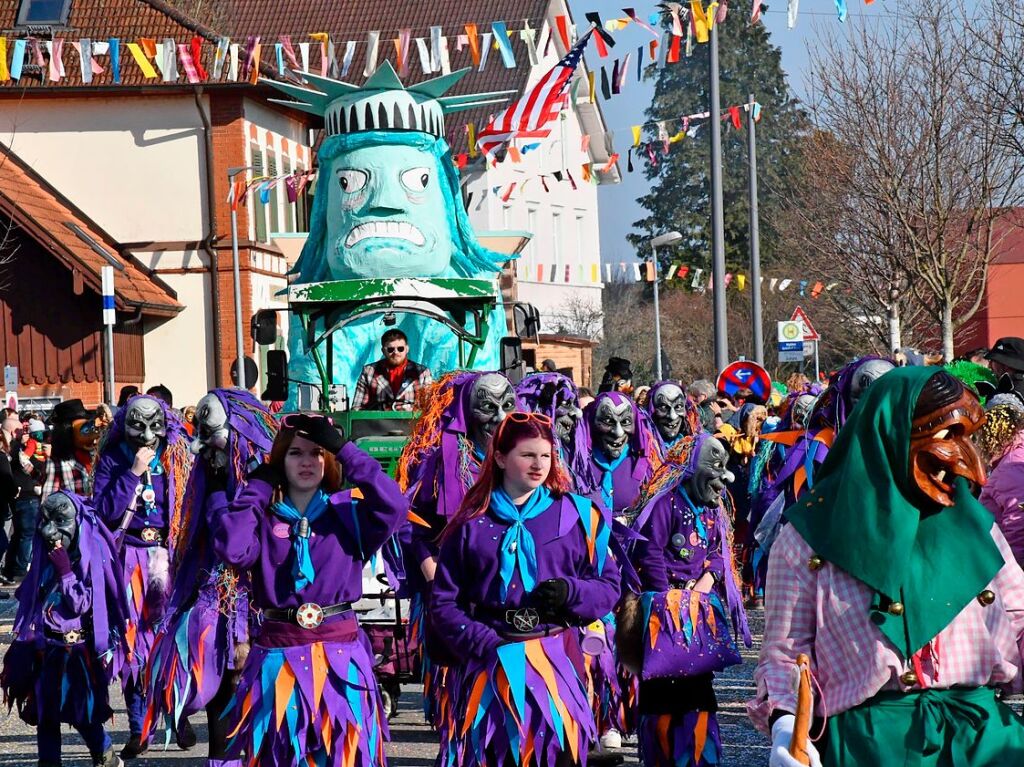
left=280, top=413, right=334, bottom=429
left=384, top=345, right=406, bottom=354
left=505, top=411, right=553, bottom=426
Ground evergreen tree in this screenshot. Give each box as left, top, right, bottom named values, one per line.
left=628, top=16, right=809, bottom=274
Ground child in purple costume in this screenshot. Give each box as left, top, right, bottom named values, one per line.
left=432, top=412, right=620, bottom=767
left=212, top=413, right=408, bottom=767
left=92, top=394, right=192, bottom=757
left=1, top=491, right=128, bottom=767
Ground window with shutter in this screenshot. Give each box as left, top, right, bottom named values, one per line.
left=267, top=149, right=280, bottom=236
left=283, top=156, right=295, bottom=232
left=250, top=142, right=267, bottom=243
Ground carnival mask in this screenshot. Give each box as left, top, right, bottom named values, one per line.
left=791, top=394, right=817, bottom=429
left=652, top=384, right=688, bottom=444
left=71, top=417, right=100, bottom=451
left=593, top=398, right=635, bottom=460
left=468, top=374, right=517, bottom=447
left=553, top=394, right=583, bottom=444
left=685, top=437, right=735, bottom=506
left=324, top=145, right=454, bottom=280
left=190, top=393, right=229, bottom=470
left=39, top=492, right=77, bottom=552
left=850, top=359, right=896, bottom=406
left=909, top=374, right=986, bottom=507
left=124, top=396, right=167, bottom=450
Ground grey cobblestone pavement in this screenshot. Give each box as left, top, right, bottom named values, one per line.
left=0, top=598, right=770, bottom=767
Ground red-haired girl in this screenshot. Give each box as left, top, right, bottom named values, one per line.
left=431, top=412, right=621, bottom=766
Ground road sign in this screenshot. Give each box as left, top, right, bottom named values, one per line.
left=778, top=341, right=803, bottom=352
left=777, top=321, right=804, bottom=343
left=790, top=306, right=820, bottom=341
left=3, top=365, right=17, bottom=393
left=717, top=360, right=772, bottom=400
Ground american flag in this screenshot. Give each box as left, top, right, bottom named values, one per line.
left=476, top=31, right=593, bottom=163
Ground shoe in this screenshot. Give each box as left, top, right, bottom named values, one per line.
left=93, top=747, right=125, bottom=767
left=176, top=718, right=197, bottom=750
left=119, top=735, right=148, bottom=760
left=600, top=729, right=623, bottom=749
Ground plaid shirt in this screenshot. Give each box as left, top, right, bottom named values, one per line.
left=747, top=523, right=1024, bottom=733
left=42, top=456, right=92, bottom=500
left=352, top=359, right=433, bottom=411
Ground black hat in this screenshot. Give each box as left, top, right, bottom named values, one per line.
left=604, top=357, right=634, bottom=379
left=49, top=398, right=90, bottom=425
left=986, top=337, right=1024, bottom=372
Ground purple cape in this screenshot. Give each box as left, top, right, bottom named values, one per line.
left=12, top=491, right=128, bottom=660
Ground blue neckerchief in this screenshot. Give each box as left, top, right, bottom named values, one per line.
left=472, top=442, right=487, bottom=463
left=676, top=486, right=708, bottom=542
left=490, top=486, right=553, bottom=601
left=271, top=490, right=330, bottom=592
left=664, top=434, right=684, bottom=450
left=592, top=448, right=629, bottom=513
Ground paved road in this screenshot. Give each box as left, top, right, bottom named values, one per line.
left=0, top=597, right=770, bottom=766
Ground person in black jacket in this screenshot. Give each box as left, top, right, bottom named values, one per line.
left=4, top=420, right=44, bottom=582
left=0, top=432, right=19, bottom=585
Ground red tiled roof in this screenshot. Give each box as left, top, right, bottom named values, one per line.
left=0, top=142, right=181, bottom=316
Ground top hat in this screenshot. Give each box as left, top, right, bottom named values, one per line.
left=49, top=399, right=90, bottom=425
left=986, top=337, right=1024, bottom=372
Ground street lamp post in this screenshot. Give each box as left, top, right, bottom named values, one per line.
left=649, top=231, right=684, bottom=381
left=227, top=166, right=252, bottom=389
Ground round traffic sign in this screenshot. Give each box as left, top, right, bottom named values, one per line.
left=717, top=360, right=772, bottom=401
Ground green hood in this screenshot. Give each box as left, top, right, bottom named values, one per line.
left=785, top=366, right=1002, bottom=656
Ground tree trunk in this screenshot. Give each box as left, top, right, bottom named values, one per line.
left=941, top=300, right=954, bottom=361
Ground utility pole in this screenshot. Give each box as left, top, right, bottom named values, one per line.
left=227, top=167, right=249, bottom=389
left=747, top=93, right=764, bottom=365
left=709, top=19, right=729, bottom=372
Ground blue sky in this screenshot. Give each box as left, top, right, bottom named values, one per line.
left=567, top=1, right=889, bottom=264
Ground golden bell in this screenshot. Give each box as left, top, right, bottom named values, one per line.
left=808, top=555, right=824, bottom=571
left=888, top=602, right=905, bottom=616
left=899, top=670, right=919, bottom=686
left=977, top=590, right=996, bottom=606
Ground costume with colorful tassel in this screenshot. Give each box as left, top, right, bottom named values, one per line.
left=637, top=710, right=722, bottom=767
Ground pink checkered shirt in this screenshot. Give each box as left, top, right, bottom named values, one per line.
left=747, top=523, right=1024, bottom=733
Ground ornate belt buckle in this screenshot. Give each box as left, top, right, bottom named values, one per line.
left=505, top=607, right=540, bottom=633
left=63, top=629, right=82, bottom=644
left=141, top=527, right=160, bottom=543
left=295, top=602, right=324, bottom=629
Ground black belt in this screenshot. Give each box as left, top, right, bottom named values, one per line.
left=131, top=527, right=167, bottom=544
left=263, top=601, right=353, bottom=629
left=44, top=627, right=90, bottom=645
left=475, top=605, right=567, bottom=635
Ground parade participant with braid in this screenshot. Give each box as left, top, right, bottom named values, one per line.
left=751, top=368, right=1024, bottom=767
left=396, top=370, right=518, bottom=727
left=92, top=395, right=193, bottom=759
left=431, top=412, right=620, bottom=767
left=1, top=491, right=128, bottom=767
left=212, top=413, right=408, bottom=767
left=143, top=390, right=277, bottom=767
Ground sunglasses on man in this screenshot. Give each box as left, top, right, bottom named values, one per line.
left=384, top=345, right=406, bottom=354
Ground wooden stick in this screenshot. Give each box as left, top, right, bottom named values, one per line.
left=789, top=653, right=813, bottom=765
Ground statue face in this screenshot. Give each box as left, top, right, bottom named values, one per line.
left=324, top=145, right=453, bottom=279
left=910, top=391, right=986, bottom=506
left=850, top=359, right=895, bottom=406
left=791, top=394, right=816, bottom=428
left=124, top=396, right=166, bottom=450
left=468, top=374, right=517, bottom=447
left=652, top=384, right=687, bottom=443
left=685, top=437, right=735, bottom=506
left=553, top=391, right=582, bottom=445
left=593, top=398, right=634, bottom=459
left=40, top=493, right=77, bottom=551
left=190, top=393, right=229, bottom=470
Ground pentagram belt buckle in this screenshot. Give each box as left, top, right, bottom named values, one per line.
left=62, top=629, right=83, bottom=644
left=295, top=602, right=325, bottom=629
left=140, top=527, right=162, bottom=544
left=505, top=607, right=541, bottom=633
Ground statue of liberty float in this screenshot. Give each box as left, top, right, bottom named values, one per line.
left=253, top=61, right=539, bottom=454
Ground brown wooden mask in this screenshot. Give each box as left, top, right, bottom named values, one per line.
left=910, top=388, right=986, bottom=506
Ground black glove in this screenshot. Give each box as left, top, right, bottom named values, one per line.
left=290, top=414, right=346, bottom=454
left=532, top=578, right=570, bottom=618
left=248, top=462, right=284, bottom=489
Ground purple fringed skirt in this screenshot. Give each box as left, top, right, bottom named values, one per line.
left=223, top=616, right=389, bottom=767
left=439, top=630, right=597, bottom=767
left=582, top=616, right=636, bottom=737
left=120, top=542, right=169, bottom=688
left=637, top=711, right=722, bottom=767
left=144, top=564, right=251, bottom=738
left=1, top=639, right=113, bottom=728
left=409, top=591, right=451, bottom=730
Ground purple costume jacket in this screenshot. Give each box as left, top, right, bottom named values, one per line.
left=431, top=493, right=621, bottom=657
left=633, top=490, right=727, bottom=592
left=213, top=442, right=408, bottom=612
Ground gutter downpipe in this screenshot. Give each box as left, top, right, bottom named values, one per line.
left=194, top=86, right=224, bottom=387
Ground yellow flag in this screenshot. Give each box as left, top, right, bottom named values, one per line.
left=690, top=0, right=710, bottom=43
left=591, top=263, right=599, bottom=283
left=632, top=125, right=642, bottom=147
left=736, top=274, right=746, bottom=291
left=309, top=32, right=329, bottom=44
left=707, top=2, right=720, bottom=30
left=126, top=43, right=157, bottom=78
left=588, top=70, right=596, bottom=104
left=0, top=39, right=8, bottom=81
left=467, top=123, right=477, bottom=158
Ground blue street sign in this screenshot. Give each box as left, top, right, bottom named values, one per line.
left=778, top=341, right=803, bottom=352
